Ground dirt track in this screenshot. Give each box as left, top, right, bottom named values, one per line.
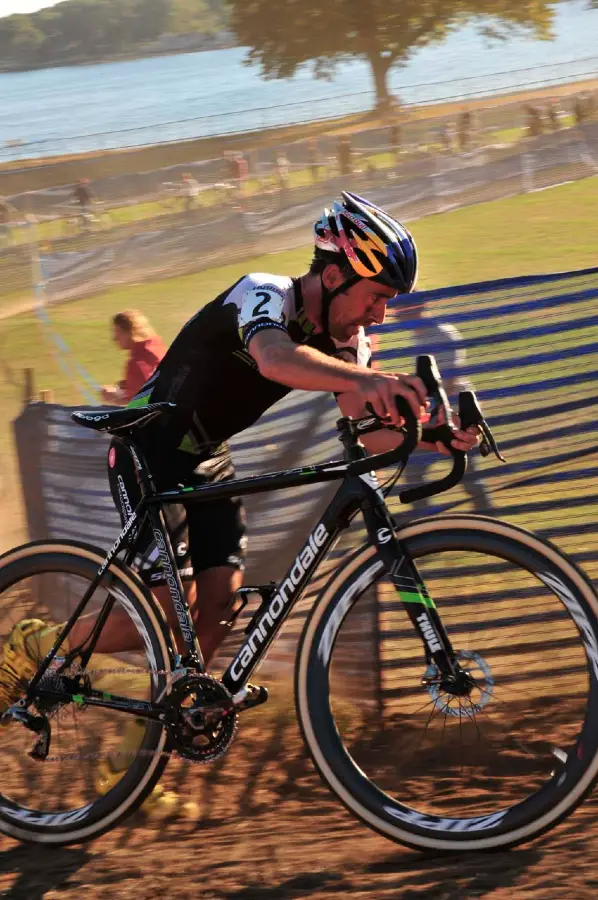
left=1, top=705, right=598, bottom=900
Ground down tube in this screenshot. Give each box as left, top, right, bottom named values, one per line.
left=222, top=517, right=342, bottom=694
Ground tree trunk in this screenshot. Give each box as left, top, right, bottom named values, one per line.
left=370, top=52, right=392, bottom=111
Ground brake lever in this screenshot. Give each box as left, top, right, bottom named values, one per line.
left=458, top=391, right=506, bottom=462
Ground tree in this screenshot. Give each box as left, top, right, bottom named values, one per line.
left=228, top=0, right=556, bottom=110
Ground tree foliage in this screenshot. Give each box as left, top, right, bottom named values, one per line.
left=0, top=0, right=230, bottom=68
left=229, top=0, right=557, bottom=107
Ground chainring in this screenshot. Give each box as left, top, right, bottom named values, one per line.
left=168, top=674, right=238, bottom=763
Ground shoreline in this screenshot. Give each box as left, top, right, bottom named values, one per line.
left=1, top=75, right=596, bottom=197
left=0, top=41, right=237, bottom=76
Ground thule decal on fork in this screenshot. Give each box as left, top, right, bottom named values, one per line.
left=364, top=504, right=456, bottom=674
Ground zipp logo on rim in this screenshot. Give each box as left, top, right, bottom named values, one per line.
left=383, top=806, right=507, bottom=833
left=537, top=571, right=598, bottom=681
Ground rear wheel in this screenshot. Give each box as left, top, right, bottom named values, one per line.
left=296, top=515, right=598, bottom=851
left=0, top=540, right=174, bottom=845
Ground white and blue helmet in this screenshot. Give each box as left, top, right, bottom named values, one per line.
left=314, top=191, right=418, bottom=293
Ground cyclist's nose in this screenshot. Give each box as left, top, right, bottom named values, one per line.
left=370, top=300, right=387, bottom=325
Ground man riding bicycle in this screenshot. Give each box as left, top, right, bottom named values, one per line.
left=0, top=191, right=480, bottom=815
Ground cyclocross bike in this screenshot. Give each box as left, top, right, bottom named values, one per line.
left=1, top=355, right=598, bottom=851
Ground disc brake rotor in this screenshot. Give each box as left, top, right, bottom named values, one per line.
left=423, top=650, right=494, bottom=718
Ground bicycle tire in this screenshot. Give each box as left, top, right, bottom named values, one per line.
left=296, top=514, right=598, bottom=852
left=0, top=539, right=175, bottom=845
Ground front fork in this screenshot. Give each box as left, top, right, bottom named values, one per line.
left=362, top=499, right=458, bottom=678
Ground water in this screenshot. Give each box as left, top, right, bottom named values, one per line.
left=0, top=0, right=597, bottom=161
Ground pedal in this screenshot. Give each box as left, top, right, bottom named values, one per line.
left=232, top=683, right=268, bottom=712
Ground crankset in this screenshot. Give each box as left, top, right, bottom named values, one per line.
left=167, top=674, right=238, bottom=763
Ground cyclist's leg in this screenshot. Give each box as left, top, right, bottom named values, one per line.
left=183, top=489, right=247, bottom=664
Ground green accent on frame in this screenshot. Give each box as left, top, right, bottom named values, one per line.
left=399, top=590, right=436, bottom=609
left=72, top=694, right=85, bottom=706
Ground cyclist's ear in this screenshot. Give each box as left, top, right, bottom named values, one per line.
left=321, top=264, right=343, bottom=290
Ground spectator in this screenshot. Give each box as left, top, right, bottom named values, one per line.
left=274, top=150, right=291, bottom=196
left=389, top=120, right=402, bottom=163
left=71, top=177, right=95, bottom=210
left=232, top=152, right=249, bottom=207
left=337, top=135, right=353, bottom=176
left=180, top=172, right=201, bottom=213
left=397, top=300, right=493, bottom=514
left=307, top=138, right=320, bottom=182
left=439, top=122, right=454, bottom=153
left=547, top=98, right=562, bottom=131
left=573, top=95, right=587, bottom=127
left=525, top=104, right=544, bottom=138
left=102, top=310, right=166, bottom=405
left=71, top=177, right=97, bottom=231
left=0, top=196, right=17, bottom=247
left=457, top=110, right=472, bottom=151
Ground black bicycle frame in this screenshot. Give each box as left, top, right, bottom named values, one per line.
left=28, top=430, right=458, bottom=719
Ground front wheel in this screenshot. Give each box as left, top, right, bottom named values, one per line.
left=296, top=515, right=598, bottom=851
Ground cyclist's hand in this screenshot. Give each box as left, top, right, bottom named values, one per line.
left=356, top=372, right=428, bottom=426
left=425, top=407, right=481, bottom=456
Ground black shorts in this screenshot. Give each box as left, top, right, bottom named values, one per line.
left=107, top=440, right=247, bottom=586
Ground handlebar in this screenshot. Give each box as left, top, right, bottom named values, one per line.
left=338, top=354, right=505, bottom=504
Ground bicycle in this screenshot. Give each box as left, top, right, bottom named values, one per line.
left=1, top=356, right=598, bottom=851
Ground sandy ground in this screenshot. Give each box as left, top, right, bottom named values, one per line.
left=0, top=704, right=597, bottom=900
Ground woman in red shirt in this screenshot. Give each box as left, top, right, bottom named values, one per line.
left=101, top=309, right=166, bottom=404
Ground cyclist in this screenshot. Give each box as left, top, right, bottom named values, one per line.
left=0, top=191, right=480, bottom=814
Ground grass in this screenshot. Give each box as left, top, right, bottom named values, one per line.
left=1, top=175, right=597, bottom=549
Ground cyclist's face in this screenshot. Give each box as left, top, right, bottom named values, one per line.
left=113, top=324, right=131, bottom=351
left=328, top=276, right=397, bottom=341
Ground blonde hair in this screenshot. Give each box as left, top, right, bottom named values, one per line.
left=112, top=309, right=155, bottom=343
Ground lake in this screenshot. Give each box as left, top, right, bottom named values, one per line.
left=0, top=0, right=597, bottom=161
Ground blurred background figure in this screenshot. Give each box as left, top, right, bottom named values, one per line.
left=337, top=134, right=353, bottom=176
left=0, top=196, right=16, bottom=247
left=101, top=309, right=166, bottom=405
left=400, top=299, right=494, bottom=514
left=525, top=103, right=545, bottom=137
left=457, top=109, right=472, bottom=151
left=180, top=171, right=201, bottom=213
left=307, top=137, right=321, bottom=182
left=232, top=151, right=249, bottom=201
left=70, top=177, right=97, bottom=232
left=389, top=119, right=402, bottom=164
left=547, top=98, right=563, bottom=131
left=274, top=149, right=291, bottom=197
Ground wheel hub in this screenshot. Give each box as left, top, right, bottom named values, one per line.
left=422, top=650, right=494, bottom=718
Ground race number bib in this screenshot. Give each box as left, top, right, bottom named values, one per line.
left=238, top=287, right=287, bottom=327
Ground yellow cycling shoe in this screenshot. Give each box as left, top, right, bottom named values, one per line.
left=96, top=760, right=198, bottom=821
left=96, top=718, right=199, bottom=822
left=0, top=619, right=49, bottom=718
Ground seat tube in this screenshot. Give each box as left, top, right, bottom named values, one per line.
left=121, top=437, right=204, bottom=669
left=147, top=503, right=205, bottom=669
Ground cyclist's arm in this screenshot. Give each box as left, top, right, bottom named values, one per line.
left=249, top=328, right=424, bottom=425
left=250, top=328, right=373, bottom=394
